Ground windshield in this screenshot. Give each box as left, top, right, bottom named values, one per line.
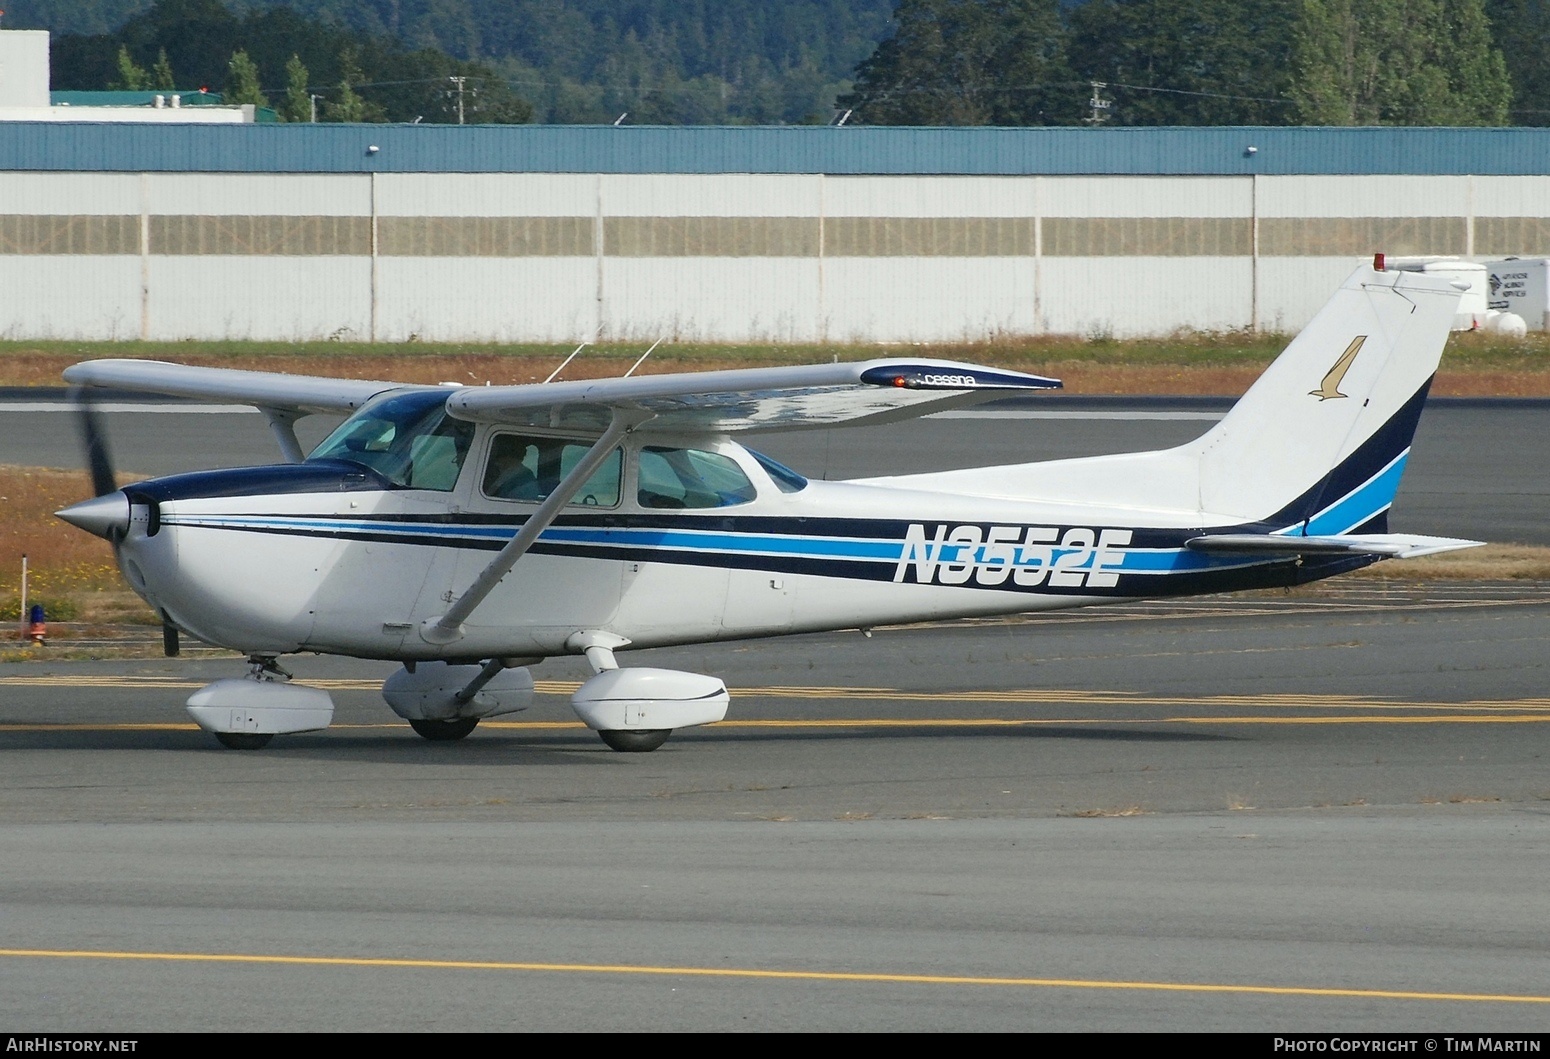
left=309, top=389, right=474, bottom=491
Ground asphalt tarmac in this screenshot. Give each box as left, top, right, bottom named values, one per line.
left=4, top=392, right=1547, bottom=544
left=0, top=393, right=1547, bottom=1031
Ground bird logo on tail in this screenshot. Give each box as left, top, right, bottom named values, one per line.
left=1310, top=336, right=1366, bottom=401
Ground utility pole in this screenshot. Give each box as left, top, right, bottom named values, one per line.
left=309, top=93, right=319, bottom=122
left=1084, top=81, right=1112, bottom=126
left=449, top=76, right=467, bottom=125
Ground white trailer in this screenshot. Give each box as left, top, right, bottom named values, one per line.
left=1384, top=257, right=1489, bottom=330
left=1484, top=259, right=1550, bottom=332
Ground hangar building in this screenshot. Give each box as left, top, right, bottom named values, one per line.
left=0, top=123, right=1547, bottom=343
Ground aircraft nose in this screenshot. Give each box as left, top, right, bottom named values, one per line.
left=56, top=492, right=131, bottom=540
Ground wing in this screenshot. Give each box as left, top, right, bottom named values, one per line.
left=446, top=359, right=1061, bottom=435
left=62, top=359, right=410, bottom=415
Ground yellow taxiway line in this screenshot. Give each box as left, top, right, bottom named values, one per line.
left=2, top=714, right=1548, bottom=736
left=0, top=946, right=1545, bottom=1005
left=3, top=674, right=1549, bottom=714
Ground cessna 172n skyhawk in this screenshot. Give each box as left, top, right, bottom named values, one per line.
left=57, top=263, right=1479, bottom=751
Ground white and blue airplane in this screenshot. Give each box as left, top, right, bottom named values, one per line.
left=57, top=263, right=1480, bottom=751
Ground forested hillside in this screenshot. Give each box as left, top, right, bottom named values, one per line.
left=19, top=0, right=894, bottom=124
left=13, top=0, right=1550, bottom=126
left=842, top=0, right=1530, bottom=126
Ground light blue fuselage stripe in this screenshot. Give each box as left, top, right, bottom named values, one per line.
left=1302, top=451, right=1408, bottom=536
left=162, top=514, right=1282, bottom=577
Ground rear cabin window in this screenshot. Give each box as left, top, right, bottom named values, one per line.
left=637, top=446, right=757, bottom=509
left=482, top=434, right=622, bottom=507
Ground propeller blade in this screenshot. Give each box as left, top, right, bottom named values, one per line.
left=162, top=613, right=181, bottom=658
left=71, top=387, right=118, bottom=498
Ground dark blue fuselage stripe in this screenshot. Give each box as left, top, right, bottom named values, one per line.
left=158, top=515, right=1374, bottom=599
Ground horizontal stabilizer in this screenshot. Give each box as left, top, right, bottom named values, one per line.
left=1187, top=533, right=1485, bottom=559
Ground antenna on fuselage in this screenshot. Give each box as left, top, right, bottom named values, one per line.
left=621, top=338, right=664, bottom=378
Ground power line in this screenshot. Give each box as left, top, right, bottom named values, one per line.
left=857, top=78, right=1299, bottom=106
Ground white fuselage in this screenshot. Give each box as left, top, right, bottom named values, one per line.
left=113, top=427, right=1332, bottom=662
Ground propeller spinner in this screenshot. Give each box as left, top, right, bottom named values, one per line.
left=54, top=388, right=130, bottom=542
left=53, top=388, right=181, bottom=657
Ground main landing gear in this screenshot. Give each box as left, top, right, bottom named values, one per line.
left=384, top=660, right=535, bottom=743
left=566, top=632, right=729, bottom=753
left=407, top=717, right=481, bottom=741
left=597, top=729, right=672, bottom=753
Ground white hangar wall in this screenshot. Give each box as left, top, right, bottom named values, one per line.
left=3, top=169, right=1548, bottom=342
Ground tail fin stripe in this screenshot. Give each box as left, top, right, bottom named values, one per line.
left=1261, top=378, right=1432, bottom=529
left=1300, top=450, right=1408, bottom=536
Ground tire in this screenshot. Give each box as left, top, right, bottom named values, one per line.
left=214, top=732, right=273, bottom=750
left=408, top=717, right=480, bottom=741
left=598, top=728, right=671, bottom=753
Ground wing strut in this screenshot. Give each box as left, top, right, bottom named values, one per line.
left=418, top=408, right=649, bottom=646
left=261, top=408, right=306, bottom=464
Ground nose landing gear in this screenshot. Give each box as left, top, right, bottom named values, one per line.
left=187, top=655, right=335, bottom=750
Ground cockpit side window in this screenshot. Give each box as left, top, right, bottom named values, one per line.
left=638, top=446, right=757, bottom=509
left=482, top=433, right=622, bottom=507
left=308, top=389, right=473, bottom=491
left=748, top=449, right=809, bottom=493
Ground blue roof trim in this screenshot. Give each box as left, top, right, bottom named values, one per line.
left=1, top=123, right=1548, bottom=176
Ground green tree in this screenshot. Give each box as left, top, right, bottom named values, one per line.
left=324, top=45, right=384, bottom=121
left=110, top=44, right=150, bottom=90
left=1067, top=0, right=1300, bottom=125
left=42, top=0, right=890, bottom=125
left=280, top=53, right=312, bottom=122
left=224, top=48, right=270, bottom=108
left=841, top=0, right=1078, bottom=125
left=151, top=48, right=175, bottom=90
left=1488, top=0, right=1550, bottom=126
left=1292, top=0, right=1510, bottom=125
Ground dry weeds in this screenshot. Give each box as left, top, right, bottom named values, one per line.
left=1350, top=544, right=1550, bottom=580
left=5, top=457, right=1548, bottom=629
left=0, top=465, right=153, bottom=623
left=4, top=327, right=1549, bottom=396
left=4, top=328, right=1547, bottom=628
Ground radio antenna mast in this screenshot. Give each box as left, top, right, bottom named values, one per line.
left=622, top=338, right=664, bottom=378
left=543, top=333, right=597, bottom=384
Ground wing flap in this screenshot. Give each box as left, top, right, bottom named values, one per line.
left=447, top=358, right=1059, bottom=434
left=63, top=359, right=405, bottom=416
left=1188, top=533, right=1485, bottom=559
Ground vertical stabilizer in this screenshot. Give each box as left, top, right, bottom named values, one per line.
left=861, top=265, right=1461, bottom=531
left=1192, top=265, right=1459, bottom=528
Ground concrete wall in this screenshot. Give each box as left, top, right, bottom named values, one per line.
left=3, top=170, right=1549, bottom=342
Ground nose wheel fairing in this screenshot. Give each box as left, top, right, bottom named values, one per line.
left=185, top=677, right=335, bottom=745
